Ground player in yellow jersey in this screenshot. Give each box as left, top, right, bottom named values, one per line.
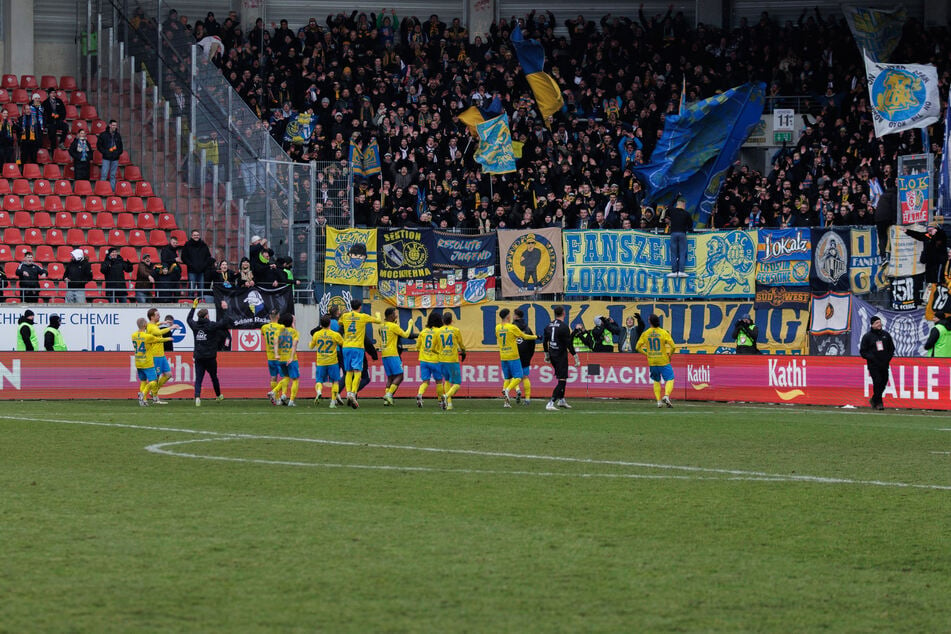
left=415, top=310, right=444, bottom=407
left=495, top=308, right=536, bottom=408
left=272, top=313, right=300, bottom=406
left=338, top=298, right=383, bottom=408
left=132, top=317, right=172, bottom=407
left=379, top=307, right=415, bottom=406
left=261, top=309, right=285, bottom=405
left=636, top=313, right=677, bottom=408
left=146, top=307, right=179, bottom=404
left=309, top=315, right=346, bottom=408
left=438, top=312, right=466, bottom=410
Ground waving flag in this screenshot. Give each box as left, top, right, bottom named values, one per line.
left=458, top=106, right=486, bottom=136
left=633, top=82, right=766, bottom=227
left=510, top=26, right=563, bottom=122
left=475, top=113, right=516, bottom=174
left=349, top=144, right=366, bottom=179
left=864, top=51, right=940, bottom=138
left=349, top=140, right=382, bottom=179
left=939, top=88, right=951, bottom=218
left=843, top=5, right=906, bottom=62
left=283, top=111, right=315, bottom=144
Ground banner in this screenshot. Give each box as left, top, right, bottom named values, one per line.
left=810, top=228, right=852, bottom=292
left=756, top=228, right=811, bottom=286
left=378, top=228, right=435, bottom=281
left=377, top=270, right=496, bottom=309
left=886, top=225, right=924, bottom=277
left=498, top=228, right=564, bottom=297
left=898, top=173, right=930, bottom=224
left=433, top=232, right=497, bottom=269
left=633, top=82, right=766, bottom=226
left=843, top=5, right=907, bottom=62
left=283, top=111, right=315, bottom=144
left=564, top=230, right=755, bottom=299
left=864, top=52, right=940, bottom=137
left=324, top=227, right=378, bottom=286
left=474, top=113, right=516, bottom=174
left=850, top=295, right=930, bottom=357
left=890, top=276, right=921, bottom=311
left=754, top=285, right=811, bottom=311
left=214, top=284, right=294, bottom=329
left=925, top=283, right=951, bottom=320
left=809, top=291, right=852, bottom=334
left=848, top=226, right=882, bottom=294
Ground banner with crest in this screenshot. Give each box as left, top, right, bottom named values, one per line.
left=324, top=227, right=378, bottom=286
left=864, top=52, right=940, bottom=138
left=810, top=228, right=852, bottom=293
left=377, top=268, right=496, bottom=309
left=378, top=228, right=435, bottom=281
left=499, top=228, right=564, bottom=297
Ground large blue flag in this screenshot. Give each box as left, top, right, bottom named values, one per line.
left=510, top=26, right=563, bottom=122
left=475, top=113, right=516, bottom=174
left=843, top=5, right=906, bottom=63
left=939, top=87, right=951, bottom=218
left=633, top=82, right=766, bottom=228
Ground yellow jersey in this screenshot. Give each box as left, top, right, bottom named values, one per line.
left=416, top=326, right=443, bottom=363
left=379, top=321, right=412, bottom=358
left=339, top=310, right=383, bottom=349
left=277, top=326, right=299, bottom=363
left=132, top=330, right=166, bottom=369
left=437, top=325, right=465, bottom=363
left=495, top=323, right=535, bottom=361
left=146, top=322, right=171, bottom=358
left=261, top=322, right=284, bottom=360
left=309, top=328, right=344, bottom=366
left=636, top=327, right=675, bottom=366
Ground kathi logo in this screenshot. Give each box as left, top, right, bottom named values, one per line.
left=505, top=233, right=556, bottom=291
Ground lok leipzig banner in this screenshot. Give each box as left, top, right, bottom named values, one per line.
left=497, top=228, right=564, bottom=297
left=564, top=230, right=755, bottom=299
left=214, top=284, right=294, bottom=329
left=324, top=227, right=378, bottom=286
left=433, top=231, right=497, bottom=269
left=377, top=270, right=496, bottom=309
left=378, top=227, right=435, bottom=281
left=756, top=228, right=810, bottom=286
left=898, top=173, right=930, bottom=224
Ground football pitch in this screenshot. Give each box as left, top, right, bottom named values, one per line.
left=2, top=398, right=949, bottom=632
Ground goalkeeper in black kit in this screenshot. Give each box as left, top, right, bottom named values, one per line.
left=543, top=305, right=580, bottom=411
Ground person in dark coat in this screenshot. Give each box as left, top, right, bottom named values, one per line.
left=618, top=315, right=645, bottom=353
left=15, top=252, right=46, bottom=303
left=901, top=224, right=948, bottom=284
left=180, top=230, right=214, bottom=296
left=63, top=248, right=93, bottom=303
left=874, top=187, right=897, bottom=256
left=731, top=313, right=759, bottom=354
left=42, top=92, right=68, bottom=150
left=0, top=108, right=20, bottom=165
left=187, top=298, right=233, bottom=405
left=666, top=196, right=693, bottom=277
left=543, top=305, right=580, bottom=410
left=68, top=129, right=93, bottom=181
left=859, top=315, right=894, bottom=410
left=100, top=247, right=134, bottom=302
left=98, top=119, right=124, bottom=191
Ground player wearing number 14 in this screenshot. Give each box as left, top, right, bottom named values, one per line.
left=636, top=313, right=677, bottom=408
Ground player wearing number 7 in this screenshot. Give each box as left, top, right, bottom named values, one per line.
left=636, top=313, right=676, bottom=408
left=495, top=308, right=536, bottom=408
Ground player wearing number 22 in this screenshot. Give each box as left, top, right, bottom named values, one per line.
left=310, top=314, right=345, bottom=408
left=496, top=308, right=537, bottom=408
left=338, top=298, right=383, bottom=408
left=637, top=313, right=677, bottom=408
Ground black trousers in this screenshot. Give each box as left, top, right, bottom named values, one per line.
left=868, top=364, right=889, bottom=406
left=550, top=354, right=568, bottom=400
left=195, top=357, right=221, bottom=397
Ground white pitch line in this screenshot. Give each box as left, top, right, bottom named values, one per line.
left=4, top=414, right=950, bottom=490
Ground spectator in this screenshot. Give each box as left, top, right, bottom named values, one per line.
left=42, top=91, right=68, bottom=150
left=99, top=119, right=124, bottom=191
left=15, top=251, right=46, bottom=303
left=63, top=248, right=92, bottom=303
left=134, top=253, right=156, bottom=303
left=237, top=257, right=255, bottom=287
left=44, top=315, right=67, bottom=351
left=101, top=247, right=134, bottom=303
left=68, top=130, right=93, bottom=181
left=181, top=229, right=214, bottom=295
left=160, top=236, right=184, bottom=299
left=0, top=109, right=20, bottom=165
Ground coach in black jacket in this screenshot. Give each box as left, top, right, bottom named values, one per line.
left=187, top=299, right=232, bottom=405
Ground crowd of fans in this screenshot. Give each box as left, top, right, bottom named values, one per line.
left=136, top=5, right=951, bottom=234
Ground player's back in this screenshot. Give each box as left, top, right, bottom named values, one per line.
left=495, top=323, right=521, bottom=360
left=380, top=321, right=407, bottom=358
left=639, top=327, right=672, bottom=366
left=145, top=322, right=169, bottom=358
left=311, top=328, right=343, bottom=366
left=261, top=322, right=284, bottom=360
left=278, top=327, right=298, bottom=362
left=131, top=331, right=154, bottom=368
left=438, top=325, right=463, bottom=362
left=340, top=310, right=368, bottom=348
left=417, top=326, right=442, bottom=362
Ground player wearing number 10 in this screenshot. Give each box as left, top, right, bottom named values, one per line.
left=338, top=298, right=383, bottom=409
left=496, top=308, right=536, bottom=408
left=636, top=313, right=676, bottom=408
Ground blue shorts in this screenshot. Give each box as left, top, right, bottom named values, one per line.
left=283, top=360, right=300, bottom=380
left=137, top=367, right=157, bottom=382
left=342, top=347, right=364, bottom=372
left=420, top=361, right=443, bottom=382
left=153, top=356, right=171, bottom=375
left=501, top=359, right=523, bottom=380
left=267, top=359, right=282, bottom=378
left=315, top=364, right=340, bottom=384
left=650, top=364, right=675, bottom=383
left=521, top=365, right=531, bottom=378
left=382, top=356, right=403, bottom=377
left=441, top=362, right=461, bottom=385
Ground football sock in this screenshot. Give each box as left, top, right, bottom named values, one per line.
left=653, top=382, right=662, bottom=401
left=290, top=379, right=299, bottom=401
left=147, top=380, right=158, bottom=397
left=156, top=374, right=170, bottom=389
left=447, top=384, right=460, bottom=398
left=270, top=379, right=278, bottom=391
left=436, top=383, right=445, bottom=398
left=139, top=380, right=148, bottom=395
left=417, top=381, right=429, bottom=396
left=385, top=384, right=396, bottom=395
left=315, top=384, right=323, bottom=398
left=523, top=378, right=531, bottom=400
left=276, top=377, right=289, bottom=396
left=665, top=380, right=674, bottom=397
left=331, top=384, right=339, bottom=400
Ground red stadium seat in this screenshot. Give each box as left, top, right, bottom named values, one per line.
left=140, top=247, right=159, bottom=262
left=73, top=211, right=94, bottom=228
left=12, top=211, right=32, bottom=228
left=105, top=197, right=124, bottom=213
left=3, top=194, right=21, bottom=211
left=54, top=211, right=73, bottom=228
left=115, top=180, right=133, bottom=197
left=156, top=213, right=176, bottom=229
left=93, top=180, right=113, bottom=196
left=59, top=76, right=77, bottom=92
left=35, top=245, right=55, bottom=262
left=47, top=262, right=64, bottom=279
left=116, top=212, right=135, bottom=229
left=63, top=195, right=83, bottom=213
left=123, top=165, right=143, bottom=182
left=107, top=229, right=126, bottom=246
left=118, top=152, right=131, bottom=166
left=84, top=196, right=104, bottom=212
left=52, top=148, right=71, bottom=165
left=148, top=230, right=168, bottom=247
left=5, top=260, right=20, bottom=278
left=20, top=75, right=38, bottom=90
left=23, top=227, right=44, bottom=245
left=90, top=119, right=107, bottom=135
left=40, top=75, right=57, bottom=90
left=1, top=74, right=18, bottom=90
left=0, top=179, right=9, bottom=195
left=22, top=195, right=42, bottom=212
left=32, top=211, right=52, bottom=228
left=0, top=89, right=8, bottom=104
left=95, top=211, right=114, bottom=229
left=56, top=245, right=74, bottom=262
left=73, top=180, right=92, bottom=196
left=53, top=180, right=72, bottom=196
left=70, top=119, right=88, bottom=135
left=120, top=246, right=138, bottom=263
left=137, top=182, right=156, bottom=198
left=136, top=212, right=156, bottom=230
left=125, top=196, right=144, bottom=213
left=80, top=245, right=96, bottom=261
left=170, top=230, right=186, bottom=243
left=2, top=163, right=21, bottom=179
left=14, top=244, right=32, bottom=260
left=2, top=103, right=18, bottom=118
left=11, top=88, right=27, bottom=104
left=0, top=210, right=9, bottom=226
left=21, top=163, right=41, bottom=179
left=64, top=104, right=78, bottom=120
left=85, top=229, right=106, bottom=246
left=3, top=227, right=23, bottom=244
left=35, top=149, right=50, bottom=165
left=11, top=179, right=30, bottom=195
left=33, top=179, right=52, bottom=196
left=80, top=104, right=98, bottom=120
left=70, top=90, right=87, bottom=106
left=128, top=229, right=148, bottom=246
left=43, top=163, right=63, bottom=180
left=64, top=229, right=85, bottom=246
left=0, top=244, right=11, bottom=261
left=45, top=228, right=65, bottom=245
left=86, top=134, right=97, bottom=150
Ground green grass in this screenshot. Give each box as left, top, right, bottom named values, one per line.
left=1, top=398, right=949, bottom=632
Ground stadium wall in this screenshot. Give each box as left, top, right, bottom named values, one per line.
left=0, top=351, right=948, bottom=409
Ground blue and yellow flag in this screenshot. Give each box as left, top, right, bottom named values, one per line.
left=843, top=5, right=906, bottom=62
left=458, top=107, right=485, bottom=136
left=325, top=227, right=378, bottom=286
left=633, top=82, right=766, bottom=228
left=475, top=113, right=516, bottom=174
left=283, top=111, right=315, bottom=144
left=510, top=26, right=563, bottom=122
left=363, top=139, right=381, bottom=176
left=349, top=144, right=366, bottom=179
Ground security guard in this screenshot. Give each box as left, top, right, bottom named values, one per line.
left=44, top=315, right=67, bottom=351
left=15, top=309, right=39, bottom=351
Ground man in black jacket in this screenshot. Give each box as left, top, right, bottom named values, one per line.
left=181, top=230, right=214, bottom=296
left=42, top=92, right=68, bottom=150
left=901, top=223, right=948, bottom=284
left=98, top=119, right=124, bottom=191
left=63, top=248, right=93, bottom=303
left=666, top=197, right=693, bottom=278
left=543, top=305, right=579, bottom=411
left=16, top=252, right=46, bottom=303
left=101, top=247, right=133, bottom=303
left=859, top=315, right=894, bottom=411
left=187, top=298, right=232, bottom=406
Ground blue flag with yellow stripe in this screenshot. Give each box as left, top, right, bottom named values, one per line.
left=475, top=113, right=516, bottom=174
left=510, top=26, right=563, bottom=122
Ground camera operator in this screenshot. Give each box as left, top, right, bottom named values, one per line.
left=589, top=316, right=621, bottom=352
left=731, top=313, right=759, bottom=354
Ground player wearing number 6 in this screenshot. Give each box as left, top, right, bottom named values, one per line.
left=637, top=314, right=676, bottom=408
left=309, top=315, right=345, bottom=408
left=496, top=308, right=536, bottom=408
left=415, top=310, right=445, bottom=407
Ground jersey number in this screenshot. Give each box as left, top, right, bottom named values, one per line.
left=440, top=333, right=453, bottom=348
left=316, top=339, right=335, bottom=354
left=649, top=337, right=661, bottom=352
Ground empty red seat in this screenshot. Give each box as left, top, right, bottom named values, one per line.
left=54, top=211, right=73, bottom=228
left=73, top=180, right=92, bottom=196
left=3, top=227, right=23, bottom=243
left=20, top=75, right=37, bottom=90
left=33, top=180, right=52, bottom=196
left=0, top=179, right=9, bottom=195
left=22, top=195, right=42, bottom=212
left=128, top=229, right=148, bottom=246
left=145, top=198, right=166, bottom=215
left=64, top=104, right=78, bottom=120
left=35, top=149, right=50, bottom=165
left=13, top=245, right=32, bottom=261
left=73, top=211, right=94, bottom=228
left=136, top=213, right=156, bottom=230
left=40, top=75, right=57, bottom=90
left=0, top=89, right=8, bottom=104
left=120, top=246, right=139, bottom=262
left=63, top=195, right=83, bottom=213
left=4, top=260, right=19, bottom=278
left=64, top=229, right=85, bottom=245
left=32, top=211, right=52, bottom=228
left=0, top=244, right=11, bottom=261
left=3, top=195, right=21, bottom=211
left=53, top=179, right=72, bottom=196
left=11, top=179, right=30, bottom=195
left=1, top=75, right=18, bottom=90
left=107, top=229, right=126, bottom=246
left=21, top=164, right=41, bottom=179
left=42, top=164, right=62, bottom=181
left=47, top=262, right=64, bottom=279
left=123, top=165, right=143, bottom=182
left=2, top=103, right=17, bottom=118
left=137, top=182, right=156, bottom=198
left=105, top=197, right=124, bottom=213
left=45, top=228, right=65, bottom=245
left=12, top=211, right=32, bottom=227
left=60, top=76, right=77, bottom=91
left=80, top=104, right=98, bottom=120
left=70, top=90, right=87, bottom=106
left=55, top=245, right=73, bottom=262
left=93, top=180, right=113, bottom=196
left=43, top=196, right=63, bottom=213
left=148, top=230, right=168, bottom=247
left=23, top=227, right=44, bottom=245
left=95, top=212, right=114, bottom=229
left=79, top=245, right=96, bottom=261
left=0, top=210, right=9, bottom=226
left=116, top=212, right=135, bottom=229
left=84, top=196, right=104, bottom=212
left=118, top=152, right=131, bottom=166
left=11, top=88, right=28, bottom=104
left=90, top=119, right=107, bottom=135
left=2, top=163, right=21, bottom=179
left=156, top=213, right=176, bottom=229
left=35, top=245, right=55, bottom=262
left=70, top=119, right=88, bottom=135
left=115, top=180, right=133, bottom=197
left=125, top=196, right=144, bottom=213
left=86, top=229, right=106, bottom=246
left=52, top=148, right=70, bottom=165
